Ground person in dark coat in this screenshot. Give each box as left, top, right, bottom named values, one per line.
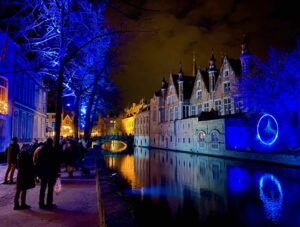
left=3, top=137, right=20, bottom=184
left=14, top=144, right=35, bottom=210
left=35, top=138, right=60, bottom=209
left=64, top=140, right=76, bottom=178
left=30, top=138, right=39, bottom=155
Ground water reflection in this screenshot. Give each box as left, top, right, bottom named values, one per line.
left=259, top=174, right=283, bottom=223
left=101, top=140, right=127, bottom=152
left=103, top=147, right=300, bottom=227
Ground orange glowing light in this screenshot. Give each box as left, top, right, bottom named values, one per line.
left=0, top=100, right=8, bottom=115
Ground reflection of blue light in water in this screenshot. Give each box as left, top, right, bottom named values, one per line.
left=257, top=114, right=279, bottom=146
left=228, top=167, right=250, bottom=193
left=126, top=186, right=179, bottom=198
left=259, top=174, right=283, bottom=223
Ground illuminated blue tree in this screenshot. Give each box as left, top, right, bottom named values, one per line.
left=238, top=39, right=300, bottom=149
left=1, top=0, right=121, bottom=144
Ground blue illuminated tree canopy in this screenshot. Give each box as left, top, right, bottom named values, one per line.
left=1, top=0, right=122, bottom=143
left=238, top=39, right=300, bottom=149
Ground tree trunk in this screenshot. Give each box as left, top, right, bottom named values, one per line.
left=54, top=66, right=64, bottom=149
left=54, top=4, right=65, bottom=150
left=74, top=94, right=80, bottom=140
left=84, top=87, right=96, bottom=140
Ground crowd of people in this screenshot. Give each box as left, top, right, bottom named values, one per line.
left=2, top=136, right=90, bottom=210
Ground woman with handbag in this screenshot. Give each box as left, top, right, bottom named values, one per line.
left=14, top=144, right=35, bottom=210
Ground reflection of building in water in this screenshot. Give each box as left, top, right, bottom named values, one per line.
left=134, top=147, right=150, bottom=187
left=105, top=155, right=140, bottom=189
left=134, top=147, right=228, bottom=219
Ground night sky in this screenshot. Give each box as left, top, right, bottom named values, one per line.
left=107, top=0, right=300, bottom=107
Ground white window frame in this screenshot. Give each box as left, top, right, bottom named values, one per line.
left=196, top=90, right=202, bottom=99
left=223, top=81, right=231, bottom=94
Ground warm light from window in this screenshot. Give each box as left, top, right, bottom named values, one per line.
left=0, top=100, right=8, bottom=115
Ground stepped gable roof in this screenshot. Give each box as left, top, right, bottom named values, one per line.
left=228, top=58, right=241, bottom=76
left=171, top=74, right=195, bottom=100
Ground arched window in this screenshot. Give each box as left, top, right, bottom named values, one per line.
left=211, top=130, right=219, bottom=149
left=199, top=131, right=206, bottom=149
left=199, top=131, right=206, bottom=142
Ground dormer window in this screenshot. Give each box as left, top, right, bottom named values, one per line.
left=224, top=70, right=229, bottom=77
left=196, top=90, right=202, bottom=99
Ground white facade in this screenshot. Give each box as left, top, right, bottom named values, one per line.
left=0, top=31, right=47, bottom=152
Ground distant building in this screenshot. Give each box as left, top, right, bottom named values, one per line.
left=0, top=30, right=47, bottom=152
left=46, top=113, right=56, bottom=137
left=121, top=100, right=146, bottom=136
left=92, top=115, right=120, bottom=137
left=46, top=111, right=75, bottom=138
left=134, top=104, right=150, bottom=147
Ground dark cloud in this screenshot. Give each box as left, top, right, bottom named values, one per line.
left=107, top=0, right=300, bottom=106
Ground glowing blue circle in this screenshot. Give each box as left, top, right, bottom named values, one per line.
left=257, top=114, right=279, bottom=146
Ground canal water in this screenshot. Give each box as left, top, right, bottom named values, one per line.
left=103, top=147, right=300, bottom=227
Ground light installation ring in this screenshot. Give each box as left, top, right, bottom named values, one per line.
left=257, top=113, right=279, bottom=146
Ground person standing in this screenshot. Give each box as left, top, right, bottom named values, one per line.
left=35, top=138, right=60, bottom=209
left=3, top=137, right=20, bottom=184
left=14, top=144, right=35, bottom=210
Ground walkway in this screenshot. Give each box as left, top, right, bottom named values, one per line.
left=0, top=153, right=99, bottom=227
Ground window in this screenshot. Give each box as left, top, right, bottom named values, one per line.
left=224, top=82, right=231, bottom=94
left=215, top=100, right=222, bottom=115
left=183, top=106, right=189, bottom=118
left=191, top=106, right=196, bottom=116
left=165, top=109, right=169, bottom=121
left=234, top=97, right=243, bottom=113
left=199, top=131, right=206, bottom=142
left=174, top=107, right=178, bottom=120
left=196, top=90, right=202, bottom=99
left=204, top=103, right=209, bottom=112
left=197, top=80, right=201, bottom=88
left=211, top=130, right=219, bottom=149
left=167, top=96, right=170, bottom=104
left=224, top=70, right=229, bottom=77
left=0, top=77, right=8, bottom=115
left=170, top=108, right=173, bottom=121
left=197, top=104, right=202, bottom=115
left=224, top=98, right=231, bottom=115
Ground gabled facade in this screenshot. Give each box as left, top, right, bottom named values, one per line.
left=138, top=35, right=253, bottom=151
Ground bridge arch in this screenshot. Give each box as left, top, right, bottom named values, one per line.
left=95, top=135, right=133, bottom=154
